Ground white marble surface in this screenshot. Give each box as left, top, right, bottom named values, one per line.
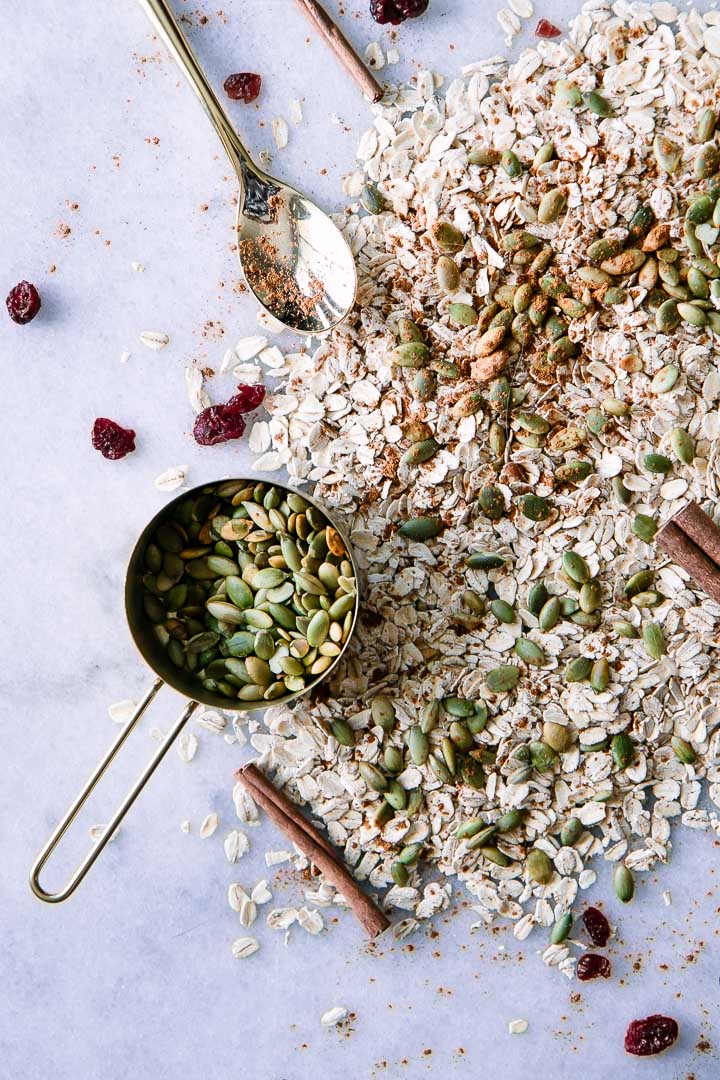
left=3, top=2, right=720, bottom=1077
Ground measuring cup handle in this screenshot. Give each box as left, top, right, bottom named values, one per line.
left=29, top=678, right=198, bottom=904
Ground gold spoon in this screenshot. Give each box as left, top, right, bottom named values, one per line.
left=139, top=0, right=357, bottom=334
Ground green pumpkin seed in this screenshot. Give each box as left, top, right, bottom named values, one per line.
left=486, top=666, right=521, bottom=693
left=397, top=317, right=425, bottom=343
left=587, top=236, right=624, bottom=264
left=374, top=801, right=394, bottom=827
left=508, top=764, right=533, bottom=785
left=468, top=146, right=500, bottom=166
left=632, top=514, right=658, bottom=543
left=642, top=621, right=665, bottom=660
left=391, top=862, right=409, bottom=886
left=389, top=342, right=431, bottom=368
left=538, top=596, right=561, bottom=631
left=565, top=656, right=592, bottom=683
left=579, top=580, right=602, bottom=613
left=401, top=438, right=439, bottom=466
left=695, top=143, right=720, bottom=179
left=600, top=249, right=646, bottom=275
left=361, top=180, right=387, bottom=214
left=431, top=220, right=465, bottom=252
left=631, top=591, right=663, bottom=609
left=420, top=699, right=440, bottom=735
left=551, top=912, right=573, bottom=945
left=555, top=460, right=593, bottom=485
left=500, top=148, right=523, bottom=178
left=532, top=140, right=555, bottom=170
left=442, top=696, right=475, bottom=718
left=514, top=638, right=545, bottom=666
left=479, top=846, right=512, bottom=867
left=613, top=864, right=635, bottom=903
left=527, top=581, right=549, bottom=616
left=671, top=736, right=696, bottom=764
left=448, top=302, right=477, bottom=326
left=583, top=89, right=613, bottom=116
left=358, top=761, right=387, bottom=792
left=611, top=732, right=635, bottom=770
left=538, top=189, right=567, bottom=224
left=653, top=133, right=682, bottom=174
left=462, top=590, right=484, bottom=614
left=554, top=80, right=582, bottom=108
left=429, top=753, right=453, bottom=785
left=513, top=282, right=535, bottom=313
left=671, top=427, right=695, bottom=464
left=371, top=695, right=396, bottom=732
left=491, top=598, right=516, bottom=624
left=408, top=726, right=429, bottom=765
left=526, top=848, right=553, bottom=884
left=307, top=609, right=330, bottom=648
left=384, top=780, right=407, bottom=811
left=413, top=369, right=437, bottom=401
left=449, top=721, right=474, bottom=752
left=530, top=740, right=558, bottom=771
left=688, top=267, right=710, bottom=299
left=611, top=476, right=632, bottom=505
left=519, top=494, right=551, bottom=521
left=397, top=516, right=443, bottom=541
left=614, top=620, right=639, bottom=639
left=479, top=485, right=506, bottom=521
left=465, top=551, right=506, bottom=570
left=560, top=817, right=583, bottom=846
left=436, top=256, right=460, bottom=293
left=330, top=718, right=355, bottom=747
left=496, top=809, right=524, bottom=833
left=468, top=703, right=488, bottom=734
left=397, top=842, right=424, bottom=866
left=562, top=550, right=591, bottom=584
left=625, top=569, right=654, bottom=597
left=698, top=106, right=717, bottom=142
left=677, top=302, right=708, bottom=328
left=464, top=825, right=497, bottom=851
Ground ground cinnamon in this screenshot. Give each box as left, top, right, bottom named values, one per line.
left=235, top=763, right=390, bottom=939
left=656, top=502, right=720, bottom=604
left=293, top=0, right=384, bottom=103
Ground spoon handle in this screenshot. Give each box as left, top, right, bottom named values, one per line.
left=138, top=0, right=253, bottom=178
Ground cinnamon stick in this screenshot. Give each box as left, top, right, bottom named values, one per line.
left=239, top=763, right=341, bottom=866
left=656, top=519, right=720, bottom=604
left=236, top=764, right=390, bottom=939
left=293, top=0, right=384, bottom=103
left=670, top=502, right=720, bottom=568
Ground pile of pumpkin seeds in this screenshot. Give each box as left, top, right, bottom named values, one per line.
left=141, top=481, right=356, bottom=704
left=230, top=1, right=720, bottom=976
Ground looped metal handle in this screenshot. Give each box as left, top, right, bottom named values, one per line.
left=30, top=679, right=198, bottom=904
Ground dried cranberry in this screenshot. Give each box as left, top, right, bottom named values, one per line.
left=193, top=404, right=246, bottom=446
left=576, top=953, right=611, bottom=981
left=370, top=0, right=428, bottom=24
left=624, top=1015, right=679, bottom=1057
left=535, top=18, right=562, bottom=38
left=92, top=418, right=136, bottom=460
left=582, top=906, right=611, bottom=947
left=6, top=280, right=41, bottom=324
left=224, top=73, right=261, bottom=103
left=227, top=383, right=266, bottom=413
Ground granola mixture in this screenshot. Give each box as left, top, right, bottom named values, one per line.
left=216, top=0, right=720, bottom=974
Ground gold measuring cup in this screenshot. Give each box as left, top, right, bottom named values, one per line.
left=30, top=479, right=359, bottom=903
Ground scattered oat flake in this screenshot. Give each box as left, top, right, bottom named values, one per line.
left=265, top=849, right=293, bottom=867
left=177, top=732, right=198, bottom=762
left=120, top=350, right=131, bottom=364
left=200, top=813, right=219, bottom=839
left=289, top=98, right=303, bottom=124
left=224, top=830, right=250, bottom=862
left=154, top=465, right=187, bottom=492
left=108, top=699, right=136, bottom=724
left=139, top=330, right=169, bottom=351
left=508, top=0, right=533, bottom=16
left=180, top=820, right=191, bottom=834
left=297, top=907, right=324, bottom=935
left=365, top=42, right=385, bottom=70
left=272, top=118, right=288, bottom=149
left=235, top=335, right=268, bottom=362
left=508, top=1019, right=528, bottom=1035
left=662, top=890, right=673, bottom=906
left=321, top=1007, right=348, bottom=1027
left=131, top=261, right=145, bottom=272
left=251, top=880, right=273, bottom=904
left=231, top=936, right=259, bottom=959
left=267, top=907, right=297, bottom=930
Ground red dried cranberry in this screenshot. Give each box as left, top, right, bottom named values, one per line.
left=224, top=73, right=261, bottom=103
left=576, top=953, right=611, bottom=981
left=624, top=1015, right=679, bottom=1057
left=535, top=18, right=562, bottom=38
left=582, top=906, right=611, bottom=947
left=92, top=418, right=136, bottom=460
left=193, top=404, right=246, bottom=446
left=226, top=382, right=266, bottom=413
left=6, top=280, right=42, bottom=324
left=370, top=0, right=428, bottom=24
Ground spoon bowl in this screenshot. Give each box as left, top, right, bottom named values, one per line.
left=139, top=0, right=356, bottom=334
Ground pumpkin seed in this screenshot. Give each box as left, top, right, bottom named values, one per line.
left=611, top=476, right=632, bottom=505
left=530, top=740, right=558, bottom=771
left=486, top=666, right=520, bottom=693
left=371, top=695, right=396, bottom=732
left=611, top=732, right=635, bottom=770
left=676, top=302, right=708, bottom=327
left=527, top=581, right=549, bottom=616
left=397, top=516, right=443, bottom=541
left=519, top=494, right=551, bottom=521
left=500, top=148, right=523, bottom=177
left=496, top=809, right=524, bottom=833
left=465, top=551, right=506, bottom=570
left=514, top=638, right=545, bottom=666
left=554, top=80, right=582, bottom=108
left=420, top=699, right=440, bottom=735
left=389, top=342, right=431, bottom=368
left=632, top=514, right=658, bottom=543
left=436, top=256, right=460, bottom=293
left=429, top=753, right=454, bottom=785
left=698, top=106, right=717, bottom=142
left=538, top=595, right=561, bottom=631
left=579, top=580, right=602, bottom=613
left=449, top=721, right=474, bottom=751
left=631, top=591, right=663, bottom=608
left=464, top=825, right=497, bottom=850
left=408, top=726, right=429, bottom=765
left=551, top=912, right=573, bottom=945
left=468, top=146, right=500, bottom=166
left=671, top=736, right=696, bottom=764
left=643, top=621, right=665, bottom=660
left=384, top=779, right=407, bottom=811
left=456, top=817, right=487, bottom=840
left=532, top=141, right=555, bottom=169
left=542, top=721, right=571, bottom=753
left=491, top=598, right=516, bottom=624
left=398, top=842, right=424, bottom=866
left=695, top=143, right=720, bottom=180
left=401, top=438, right=439, bottom=465
left=614, top=620, right=639, bottom=639
left=479, top=485, right=506, bottom=521
left=329, top=718, right=355, bottom=747
left=653, top=133, right=682, bottom=174
left=448, top=302, right=477, bottom=326
left=583, top=89, right=612, bottom=116
left=479, top=846, right=512, bottom=867
left=431, top=220, right=464, bottom=252
left=358, top=761, right=387, bottom=792
left=538, top=188, right=566, bottom=224
left=671, top=427, right=695, bottom=464
left=560, top=817, right=583, bottom=846
left=391, top=862, right=409, bottom=886
left=562, top=550, right=591, bottom=583
left=613, top=864, right=635, bottom=903
left=565, top=657, right=592, bottom=683
left=555, top=460, right=592, bottom=485
left=526, top=848, right=553, bottom=884
left=361, top=182, right=386, bottom=215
